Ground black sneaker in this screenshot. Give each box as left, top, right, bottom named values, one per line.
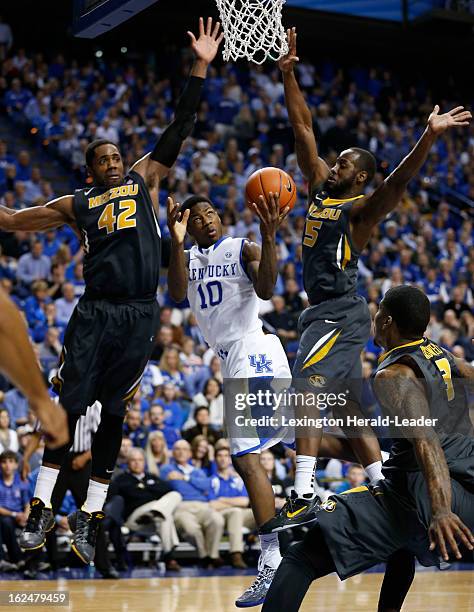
left=259, top=491, right=320, bottom=534
left=69, top=510, right=105, bottom=564
left=19, top=498, right=55, bottom=551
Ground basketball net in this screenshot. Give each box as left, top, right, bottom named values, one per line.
left=215, top=0, right=289, bottom=65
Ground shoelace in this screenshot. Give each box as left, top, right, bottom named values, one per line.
left=76, top=513, right=101, bottom=545
left=246, top=568, right=274, bottom=593
left=25, top=505, right=44, bottom=532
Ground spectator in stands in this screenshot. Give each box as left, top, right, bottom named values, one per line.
left=210, top=447, right=255, bottom=569
left=190, top=435, right=215, bottom=477
left=54, top=282, right=78, bottom=326
left=38, top=327, right=62, bottom=374
left=161, top=440, right=224, bottom=568
left=109, top=448, right=182, bottom=571
left=148, top=404, right=180, bottom=449
left=0, top=409, right=19, bottom=453
left=263, top=295, right=298, bottom=347
left=192, top=378, right=224, bottom=428
left=2, top=388, right=29, bottom=427
left=157, top=383, right=187, bottom=430
left=144, top=431, right=169, bottom=475
left=123, top=409, right=148, bottom=449
left=114, top=437, right=133, bottom=476
left=16, top=241, right=51, bottom=286
left=0, top=450, right=28, bottom=570
left=334, top=463, right=367, bottom=494
left=0, top=15, right=13, bottom=60
left=182, top=406, right=224, bottom=446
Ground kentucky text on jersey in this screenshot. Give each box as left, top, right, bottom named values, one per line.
left=189, top=263, right=238, bottom=281
left=88, top=184, right=139, bottom=208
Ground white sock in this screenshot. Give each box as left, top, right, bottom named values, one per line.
left=294, top=455, right=317, bottom=497
left=34, top=466, right=60, bottom=508
left=259, top=533, right=281, bottom=570
left=82, top=480, right=109, bottom=513
left=365, top=460, right=384, bottom=483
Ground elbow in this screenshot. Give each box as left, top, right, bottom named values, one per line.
left=255, top=287, right=273, bottom=301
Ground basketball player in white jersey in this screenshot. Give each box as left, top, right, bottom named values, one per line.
left=167, top=192, right=292, bottom=606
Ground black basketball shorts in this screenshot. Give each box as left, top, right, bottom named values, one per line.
left=52, top=297, right=160, bottom=417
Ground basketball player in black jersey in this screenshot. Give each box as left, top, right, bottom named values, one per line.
left=0, top=17, right=223, bottom=564
left=262, top=285, right=474, bottom=612
left=262, top=27, right=472, bottom=531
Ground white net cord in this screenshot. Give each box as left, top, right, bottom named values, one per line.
left=215, top=0, right=289, bottom=65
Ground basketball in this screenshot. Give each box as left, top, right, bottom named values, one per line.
left=245, top=167, right=297, bottom=212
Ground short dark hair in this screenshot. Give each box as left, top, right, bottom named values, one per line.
left=0, top=450, right=18, bottom=463
left=194, top=405, right=209, bottom=419
left=85, top=139, right=118, bottom=167
left=382, top=285, right=430, bottom=337
left=350, top=148, right=377, bottom=184
left=180, top=195, right=214, bottom=215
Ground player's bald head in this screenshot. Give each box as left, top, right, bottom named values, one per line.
left=343, top=148, right=377, bottom=186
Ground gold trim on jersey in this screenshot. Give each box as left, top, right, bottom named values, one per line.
left=302, top=328, right=342, bottom=370
left=340, top=485, right=368, bottom=495
left=336, top=234, right=352, bottom=270
left=377, top=338, right=425, bottom=364
left=322, top=194, right=365, bottom=207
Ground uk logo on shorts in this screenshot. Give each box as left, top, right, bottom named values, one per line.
left=248, top=354, right=273, bottom=374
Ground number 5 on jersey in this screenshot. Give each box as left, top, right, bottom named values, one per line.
left=98, top=199, right=137, bottom=234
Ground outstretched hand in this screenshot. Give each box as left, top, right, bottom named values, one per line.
left=429, top=511, right=474, bottom=561
left=278, top=27, right=299, bottom=73
left=249, top=193, right=290, bottom=240
left=167, top=197, right=190, bottom=245
left=428, top=105, right=472, bottom=136
left=187, top=17, right=224, bottom=65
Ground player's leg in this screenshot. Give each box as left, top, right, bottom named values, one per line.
left=262, top=524, right=336, bottom=612
left=19, top=303, right=102, bottom=551
left=231, top=332, right=290, bottom=607
left=70, top=300, right=160, bottom=563
left=378, top=549, right=416, bottom=612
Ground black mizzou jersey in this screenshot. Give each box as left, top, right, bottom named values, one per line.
left=73, top=170, right=161, bottom=301
left=302, top=192, right=364, bottom=304
left=375, top=337, right=473, bottom=483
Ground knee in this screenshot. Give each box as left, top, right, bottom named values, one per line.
left=210, top=509, right=225, bottom=529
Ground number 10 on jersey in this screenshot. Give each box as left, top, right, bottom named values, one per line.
left=197, top=281, right=223, bottom=309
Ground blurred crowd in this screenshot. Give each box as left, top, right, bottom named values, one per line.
left=0, top=30, right=472, bottom=573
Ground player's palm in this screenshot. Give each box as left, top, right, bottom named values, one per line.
left=428, top=105, right=472, bottom=135
left=188, top=17, right=224, bottom=64
left=278, top=27, right=299, bottom=73
left=167, top=197, right=189, bottom=245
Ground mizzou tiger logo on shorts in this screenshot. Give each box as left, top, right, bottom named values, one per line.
left=320, top=499, right=337, bottom=512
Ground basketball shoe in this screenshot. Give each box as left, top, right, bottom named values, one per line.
left=19, top=498, right=55, bottom=550
left=259, top=491, right=320, bottom=534
left=68, top=509, right=105, bottom=564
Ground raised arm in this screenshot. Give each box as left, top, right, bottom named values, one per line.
left=166, top=196, right=190, bottom=303
left=0, top=194, right=75, bottom=232
left=278, top=28, right=329, bottom=194
left=131, top=17, right=223, bottom=197
left=373, top=363, right=474, bottom=561
left=351, top=105, right=472, bottom=249
left=243, top=193, right=289, bottom=300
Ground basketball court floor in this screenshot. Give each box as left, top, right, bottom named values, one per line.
left=1, top=564, right=473, bottom=611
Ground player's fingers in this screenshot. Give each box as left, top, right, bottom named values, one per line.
left=182, top=209, right=191, bottom=225
left=257, top=195, right=271, bottom=221
left=279, top=205, right=291, bottom=222
left=249, top=202, right=264, bottom=223
left=187, top=31, right=197, bottom=46
left=206, top=16, right=212, bottom=36
left=166, top=196, right=175, bottom=214
left=432, top=104, right=440, bottom=115
left=448, top=106, right=464, bottom=115
left=454, top=516, right=474, bottom=548
left=198, top=16, right=204, bottom=37
left=212, top=20, right=221, bottom=39
left=217, top=32, right=224, bottom=45
left=444, top=524, right=461, bottom=559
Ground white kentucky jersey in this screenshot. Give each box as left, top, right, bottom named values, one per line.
left=187, top=236, right=262, bottom=350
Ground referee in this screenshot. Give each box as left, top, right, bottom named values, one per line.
left=23, top=402, right=118, bottom=578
